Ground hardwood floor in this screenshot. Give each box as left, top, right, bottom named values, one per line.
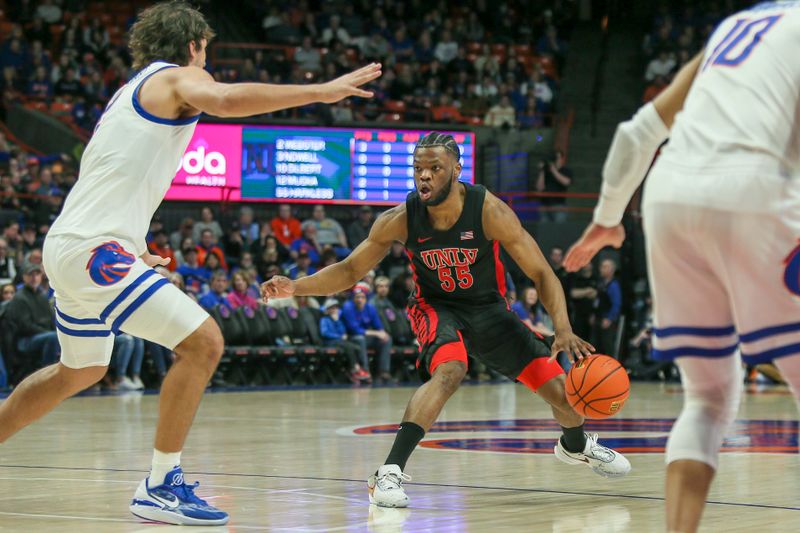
left=0, top=382, right=797, bottom=531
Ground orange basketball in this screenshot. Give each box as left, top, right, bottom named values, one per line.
left=565, top=354, right=629, bottom=419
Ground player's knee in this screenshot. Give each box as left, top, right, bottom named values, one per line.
left=774, top=356, right=800, bottom=400
left=202, top=324, right=225, bottom=370
left=57, top=363, right=108, bottom=390
left=432, top=361, right=467, bottom=395
left=175, top=318, right=224, bottom=372
left=666, top=364, right=742, bottom=467
left=683, top=364, right=742, bottom=424
left=536, top=374, right=570, bottom=408
left=684, top=381, right=740, bottom=427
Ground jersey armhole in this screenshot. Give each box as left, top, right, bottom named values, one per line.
left=131, top=65, right=201, bottom=126
left=471, top=184, right=489, bottom=241
left=404, top=194, right=418, bottom=243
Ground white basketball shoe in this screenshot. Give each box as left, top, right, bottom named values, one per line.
left=554, top=433, right=631, bottom=478
left=367, top=464, right=411, bottom=508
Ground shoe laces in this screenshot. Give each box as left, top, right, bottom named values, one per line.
left=378, top=471, right=411, bottom=491
left=170, top=479, right=208, bottom=506
left=585, top=433, right=616, bottom=462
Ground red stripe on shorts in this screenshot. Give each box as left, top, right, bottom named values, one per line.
left=429, top=331, right=468, bottom=375
left=516, top=357, right=564, bottom=392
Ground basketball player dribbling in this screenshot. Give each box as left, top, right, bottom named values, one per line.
left=262, top=132, right=631, bottom=509
left=565, top=3, right=800, bottom=532
left=0, top=1, right=381, bottom=525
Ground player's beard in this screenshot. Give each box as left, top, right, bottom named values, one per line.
left=421, top=169, right=455, bottom=207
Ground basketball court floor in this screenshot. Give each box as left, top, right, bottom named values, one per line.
left=0, top=381, right=797, bottom=532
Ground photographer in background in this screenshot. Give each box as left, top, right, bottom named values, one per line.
left=535, top=149, right=572, bottom=223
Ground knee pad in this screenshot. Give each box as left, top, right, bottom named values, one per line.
left=665, top=358, right=743, bottom=469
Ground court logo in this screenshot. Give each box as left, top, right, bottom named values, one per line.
left=783, top=240, right=800, bottom=297
left=86, top=241, right=135, bottom=286
left=348, top=418, right=800, bottom=455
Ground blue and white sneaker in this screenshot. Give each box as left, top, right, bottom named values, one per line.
left=130, top=467, right=229, bottom=526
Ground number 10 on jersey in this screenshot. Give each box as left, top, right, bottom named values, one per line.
left=704, top=14, right=781, bottom=69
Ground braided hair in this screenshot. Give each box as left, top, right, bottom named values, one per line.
left=414, top=132, right=461, bottom=160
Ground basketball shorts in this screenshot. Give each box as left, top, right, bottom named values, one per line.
left=43, top=234, right=209, bottom=369
left=644, top=202, right=800, bottom=365
left=406, top=298, right=564, bottom=391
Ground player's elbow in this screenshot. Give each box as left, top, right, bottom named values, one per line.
left=341, top=261, right=361, bottom=290
left=202, top=86, right=238, bottom=117
left=208, top=94, right=235, bottom=117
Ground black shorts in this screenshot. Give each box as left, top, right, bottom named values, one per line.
left=406, top=298, right=564, bottom=390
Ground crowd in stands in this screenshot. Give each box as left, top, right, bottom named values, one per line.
left=640, top=2, right=753, bottom=103
left=0, top=1, right=142, bottom=130
left=238, top=0, right=573, bottom=127
left=0, top=0, right=573, bottom=133
left=641, top=4, right=706, bottom=102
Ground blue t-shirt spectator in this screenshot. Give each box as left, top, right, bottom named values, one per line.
left=511, top=300, right=544, bottom=324
left=288, top=264, right=316, bottom=279
left=27, top=77, right=53, bottom=99
left=341, top=299, right=384, bottom=336
left=320, top=315, right=347, bottom=340
left=602, top=278, right=622, bottom=322
left=176, top=264, right=210, bottom=294
left=198, top=290, right=230, bottom=310
left=290, top=238, right=321, bottom=265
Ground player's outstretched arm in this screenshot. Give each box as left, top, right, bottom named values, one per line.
left=483, top=193, right=593, bottom=362
left=171, top=63, right=381, bottom=118
left=261, top=205, right=407, bottom=302
left=563, top=51, right=704, bottom=272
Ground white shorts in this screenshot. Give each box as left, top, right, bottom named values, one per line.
left=643, top=202, right=800, bottom=365
left=43, top=234, right=209, bottom=369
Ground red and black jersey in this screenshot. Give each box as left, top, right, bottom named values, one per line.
left=404, top=183, right=507, bottom=306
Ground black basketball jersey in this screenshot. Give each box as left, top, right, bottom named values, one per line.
left=405, top=183, right=507, bottom=305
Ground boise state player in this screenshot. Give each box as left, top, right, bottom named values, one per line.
left=566, top=2, right=800, bottom=532
left=262, top=132, right=630, bottom=508
left=0, top=1, right=380, bottom=525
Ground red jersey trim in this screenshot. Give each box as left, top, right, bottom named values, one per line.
left=493, top=241, right=507, bottom=298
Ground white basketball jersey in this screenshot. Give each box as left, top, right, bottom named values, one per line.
left=48, top=62, right=198, bottom=255
left=646, top=1, right=800, bottom=213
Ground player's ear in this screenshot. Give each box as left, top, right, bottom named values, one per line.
left=453, top=160, right=462, bottom=180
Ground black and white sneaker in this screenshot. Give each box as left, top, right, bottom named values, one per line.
left=367, top=464, right=411, bottom=508
left=554, top=433, right=631, bottom=478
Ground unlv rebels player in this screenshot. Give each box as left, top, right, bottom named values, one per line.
left=262, top=132, right=630, bottom=508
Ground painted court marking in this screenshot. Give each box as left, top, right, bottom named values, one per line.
left=0, top=464, right=797, bottom=512
left=0, top=510, right=351, bottom=532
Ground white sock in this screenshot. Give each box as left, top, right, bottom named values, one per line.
left=149, top=450, right=182, bottom=486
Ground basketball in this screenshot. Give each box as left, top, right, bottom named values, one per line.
left=565, top=355, right=630, bottom=419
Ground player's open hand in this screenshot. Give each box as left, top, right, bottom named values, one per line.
left=260, top=276, right=296, bottom=303
left=141, top=250, right=171, bottom=268
left=549, top=331, right=595, bottom=363
left=564, top=223, right=626, bottom=272
left=319, top=63, right=382, bottom=103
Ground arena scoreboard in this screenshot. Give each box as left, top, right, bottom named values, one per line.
left=165, top=123, right=475, bottom=205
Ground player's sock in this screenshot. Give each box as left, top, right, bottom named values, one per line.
left=560, top=425, right=587, bottom=453
left=149, top=449, right=182, bottom=486
left=383, top=422, right=425, bottom=471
